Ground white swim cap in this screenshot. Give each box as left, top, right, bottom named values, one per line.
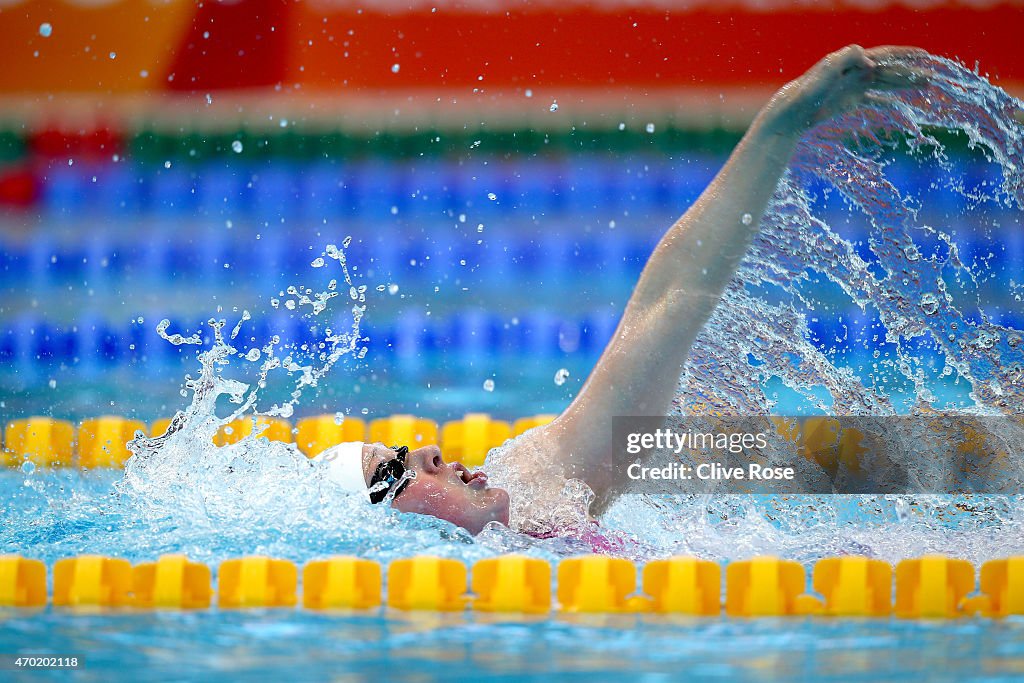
left=315, top=441, right=369, bottom=501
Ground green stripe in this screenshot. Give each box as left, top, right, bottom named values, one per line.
left=0, top=125, right=986, bottom=166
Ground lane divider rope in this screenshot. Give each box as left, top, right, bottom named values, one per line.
left=0, top=554, right=1021, bottom=619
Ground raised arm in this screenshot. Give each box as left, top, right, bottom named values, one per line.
left=519, top=45, right=930, bottom=508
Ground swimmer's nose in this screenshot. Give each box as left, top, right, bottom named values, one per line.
left=409, top=445, right=444, bottom=474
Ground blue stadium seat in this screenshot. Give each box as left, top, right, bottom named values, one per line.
left=94, top=164, right=143, bottom=214
left=581, top=310, right=619, bottom=354
left=165, top=242, right=202, bottom=279
left=252, top=164, right=301, bottom=221
left=448, top=310, right=499, bottom=357
left=196, top=164, right=246, bottom=217
left=0, top=239, right=27, bottom=284
left=474, top=164, right=513, bottom=217
left=0, top=322, right=15, bottom=365
left=565, top=156, right=605, bottom=213
left=302, top=162, right=345, bottom=219
left=402, top=161, right=452, bottom=218
left=516, top=159, right=567, bottom=215
left=670, top=157, right=716, bottom=208
left=392, top=311, right=430, bottom=360
left=350, top=161, right=402, bottom=219
left=76, top=315, right=123, bottom=365
left=39, top=164, right=88, bottom=215
left=570, top=236, right=603, bottom=274
left=555, top=318, right=582, bottom=354
left=508, top=238, right=543, bottom=275
left=148, top=167, right=196, bottom=215
left=50, top=245, right=87, bottom=281
left=33, top=320, right=75, bottom=364
left=7, top=314, right=39, bottom=366
left=518, top=310, right=562, bottom=357
left=644, top=161, right=675, bottom=209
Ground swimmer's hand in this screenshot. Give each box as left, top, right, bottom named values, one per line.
left=763, top=45, right=932, bottom=134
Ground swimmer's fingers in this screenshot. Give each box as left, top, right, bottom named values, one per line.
left=863, top=45, right=931, bottom=64
left=764, top=45, right=930, bottom=133
left=869, top=64, right=934, bottom=92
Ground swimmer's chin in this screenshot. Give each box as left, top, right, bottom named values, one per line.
left=490, top=486, right=511, bottom=528
left=464, top=486, right=511, bottom=535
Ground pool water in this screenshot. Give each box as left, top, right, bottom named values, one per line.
left=3, top=466, right=1023, bottom=682
left=3, top=608, right=1023, bottom=682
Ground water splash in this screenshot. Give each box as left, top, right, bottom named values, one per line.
left=115, top=240, right=376, bottom=540
left=684, top=52, right=1022, bottom=417
left=487, top=51, right=1024, bottom=563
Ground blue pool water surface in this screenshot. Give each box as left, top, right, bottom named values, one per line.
left=3, top=604, right=1024, bottom=682
left=3, top=466, right=1024, bottom=682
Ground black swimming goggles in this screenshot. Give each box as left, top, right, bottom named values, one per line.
left=368, top=445, right=412, bottom=504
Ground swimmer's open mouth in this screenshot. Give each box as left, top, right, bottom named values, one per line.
left=451, top=462, right=488, bottom=489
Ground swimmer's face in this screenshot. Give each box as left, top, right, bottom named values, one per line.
left=363, top=443, right=510, bottom=535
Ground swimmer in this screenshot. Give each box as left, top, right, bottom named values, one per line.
left=319, top=45, right=934, bottom=535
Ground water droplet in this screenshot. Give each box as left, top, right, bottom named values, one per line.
left=976, top=330, right=998, bottom=349
left=109, top=52, right=116, bottom=60
left=388, top=283, right=399, bottom=295
left=549, top=101, right=559, bottom=112
left=645, top=123, right=655, bottom=134
left=139, top=69, right=149, bottom=78
left=48, top=378, right=56, bottom=389
left=245, top=348, right=261, bottom=362
left=525, top=89, right=533, bottom=98
left=21, top=460, right=36, bottom=475
left=917, top=292, right=937, bottom=317
left=895, top=497, right=909, bottom=522
left=741, top=213, right=753, bottom=226
left=311, top=257, right=325, bottom=268
left=487, top=192, right=497, bottom=201
left=919, top=293, right=940, bottom=316
left=618, top=122, right=626, bottom=131
left=391, top=63, right=400, bottom=73
left=483, top=378, right=495, bottom=392
left=554, top=368, right=570, bottom=386
left=38, top=23, right=52, bottom=38
left=231, top=140, right=243, bottom=153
